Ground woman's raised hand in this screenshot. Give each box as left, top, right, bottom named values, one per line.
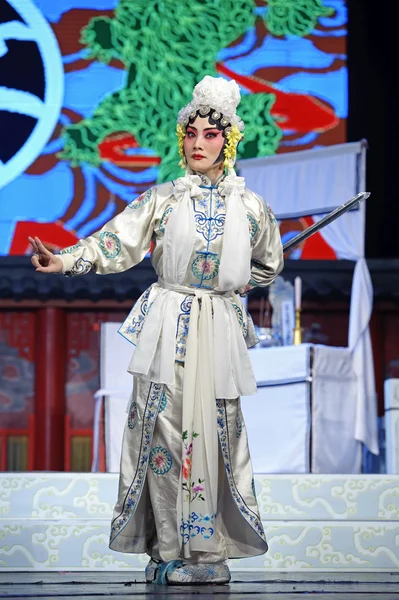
left=29, top=236, right=63, bottom=273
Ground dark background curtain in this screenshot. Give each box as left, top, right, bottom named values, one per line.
left=348, top=0, right=399, bottom=258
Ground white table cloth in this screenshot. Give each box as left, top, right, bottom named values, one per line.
left=384, top=379, right=399, bottom=473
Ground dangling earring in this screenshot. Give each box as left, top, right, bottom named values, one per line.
left=223, top=125, right=242, bottom=169
left=176, top=124, right=187, bottom=169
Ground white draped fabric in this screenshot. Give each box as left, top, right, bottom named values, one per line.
left=238, top=141, right=378, bottom=456
left=237, top=143, right=361, bottom=218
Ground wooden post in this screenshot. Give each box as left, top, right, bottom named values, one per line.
left=34, top=307, right=66, bottom=470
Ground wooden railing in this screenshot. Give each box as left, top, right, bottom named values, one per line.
left=0, top=414, right=104, bottom=472
left=0, top=415, right=35, bottom=471
left=64, top=414, right=104, bottom=472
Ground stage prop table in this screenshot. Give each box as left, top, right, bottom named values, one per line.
left=93, top=323, right=362, bottom=474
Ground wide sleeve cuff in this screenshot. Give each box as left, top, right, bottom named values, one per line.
left=58, top=253, right=76, bottom=273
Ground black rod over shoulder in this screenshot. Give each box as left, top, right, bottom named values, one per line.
left=282, top=192, right=370, bottom=255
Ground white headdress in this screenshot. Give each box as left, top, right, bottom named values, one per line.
left=177, top=75, right=245, bottom=132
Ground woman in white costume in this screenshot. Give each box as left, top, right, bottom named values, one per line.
left=30, top=76, right=283, bottom=585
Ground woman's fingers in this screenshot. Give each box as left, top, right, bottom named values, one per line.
left=35, top=262, right=59, bottom=273
left=31, top=254, right=40, bottom=268
left=28, top=237, right=39, bottom=253
left=29, top=236, right=63, bottom=273
left=35, top=237, right=52, bottom=256
left=36, top=265, right=51, bottom=273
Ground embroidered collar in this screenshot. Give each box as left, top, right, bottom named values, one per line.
left=195, top=172, right=226, bottom=189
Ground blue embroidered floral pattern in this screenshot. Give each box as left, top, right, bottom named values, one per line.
left=99, top=231, right=121, bottom=258
left=247, top=213, right=258, bottom=240
left=265, top=202, right=277, bottom=225
left=232, top=303, right=244, bottom=327
left=128, top=188, right=153, bottom=209
left=124, top=315, right=144, bottom=339
left=60, top=243, right=81, bottom=255
left=213, top=194, right=225, bottom=212
left=232, top=303, right=248, bottom=338
left=70, top=258, right=93, bottom=275
left=175, top=295, right=192, bottom=360
left=180, top=511, right=216, bottom=546
left=216, top=399, right=266, bottom=543
left=159, top=206, right=173, bottom=233
left=149, top=446, right=173, bottom=475
left=193, top=193, right=226, bottom=243
left=158, top=390, right=167, bottom=413
left=110, top=383, right=164, bottom=542
left=176, top=315, right=190, bottom=358
left=119, top=286, right=152, bottom=343
left=194, top=211, right=225, bottom=242
left=192, top=252, right=220, bottom=281
left=198, top=174, right=211, bottom=186
left=235, top=412, right=243, bottom=438
left=196, top=190, right=210, bottom=211
left=128, top=400, right=137, bottom=430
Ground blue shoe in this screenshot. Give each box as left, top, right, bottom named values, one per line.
left=145, top=558, right=163, bottom=583
left=159, top=561, right=231, bottom=585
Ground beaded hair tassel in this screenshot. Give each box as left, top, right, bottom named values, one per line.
left=223, top=124, right=242, bottom=168
left=176, top=123, right=187, bottom=168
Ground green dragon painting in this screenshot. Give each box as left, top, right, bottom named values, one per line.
left=61, top=0, right=333, bottom=182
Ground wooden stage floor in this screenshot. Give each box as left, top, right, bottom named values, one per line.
left=1, top=571, right=399, bottom=600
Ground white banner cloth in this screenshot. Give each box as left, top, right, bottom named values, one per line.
left=238, top=141, right=378, bottom=456
left=238, top=143, right=361, bottom=218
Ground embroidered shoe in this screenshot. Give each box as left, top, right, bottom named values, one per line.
left=145, top=558, right=163, bottom=583
left=161, top=561, right=231, bottom=585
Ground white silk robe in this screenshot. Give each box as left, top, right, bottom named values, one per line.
left=59, top=172, right=283, bottom=563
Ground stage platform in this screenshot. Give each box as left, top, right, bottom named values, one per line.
left=1, top=473, right=398, bottom=574
left=1, top=571, right=399, bottom=599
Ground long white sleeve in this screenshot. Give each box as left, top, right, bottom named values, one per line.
left=59, top=189, right=156, bottom=276
left=247, top=191, right=284, bottom=287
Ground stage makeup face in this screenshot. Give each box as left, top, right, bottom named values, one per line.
left=184, top=116, right=225, bottom=180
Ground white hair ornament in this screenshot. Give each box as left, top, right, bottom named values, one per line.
left=177, top=75, right=245, bottom=132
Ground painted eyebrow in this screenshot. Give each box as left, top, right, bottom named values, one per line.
left=186, top=126, right=221, bottom=132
